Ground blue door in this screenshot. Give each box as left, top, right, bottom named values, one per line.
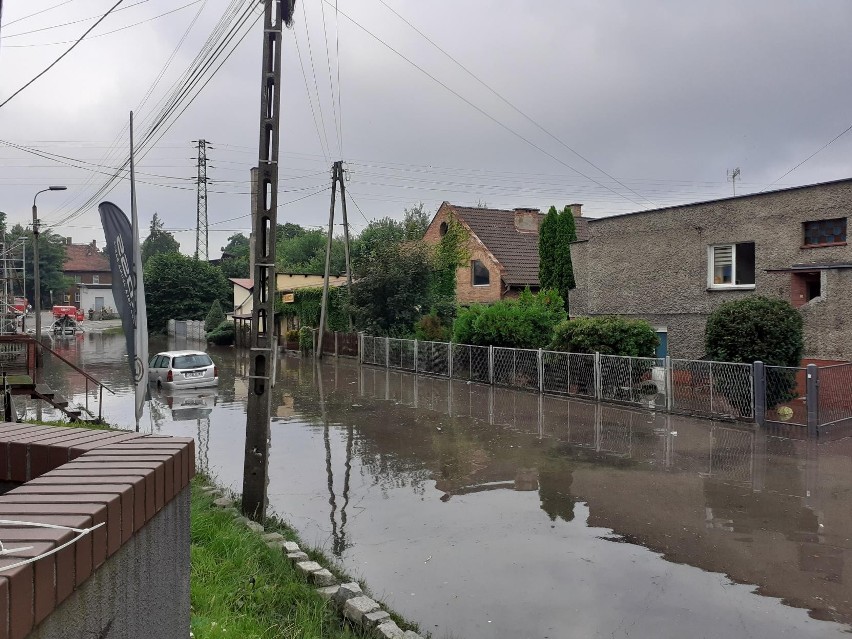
left=655, top=331, right=668, bottom=359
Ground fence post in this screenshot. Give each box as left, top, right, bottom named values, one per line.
left=806, top=363, right=819, bottom=438
left=665, top=356, right=673, bottom=412
left=448, top=342, right=454, bottom=379
left=709, top=361, right=714, bottom=415
left=385, top=336, right=390, bottom=369
left=537, top=348, right=544, bottom=394
left=334, top=331, right=339, bottom=357
left=752, top=361, right=765, bottom=425
left=358, top=332, right=363, bottom=364
left=413, top=339, right=419, bottom=373
left=594, top=352, right=602, bottom=401
left=488, top=345, right=494, bottom=385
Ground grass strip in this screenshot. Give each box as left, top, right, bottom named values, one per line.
left=190, top=479, right=366, bottom=639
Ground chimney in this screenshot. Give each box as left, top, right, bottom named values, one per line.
left=569, top=203, right=583, bottom=217
left=90, top=239, right=97, bottom=248
left=513, top=207, right=541, bottom=233
left=66, top=237, right=73, bottom=245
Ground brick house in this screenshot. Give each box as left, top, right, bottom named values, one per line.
left=423, top=202, right=587, bottom=303
left=63, top=239, right=112, bottom=309
left=570, top=178, right=852, bottom=361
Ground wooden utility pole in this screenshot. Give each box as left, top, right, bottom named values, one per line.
left=317, top=161, right=353, bottom=356
left=242, top=0, right=295, bottom=521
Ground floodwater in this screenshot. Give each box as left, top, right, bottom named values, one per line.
left=31, top=332, right=852, bottom=639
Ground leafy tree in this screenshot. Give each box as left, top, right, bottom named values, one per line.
left=550, top=316, right=658, bottom=356
left=538, top=206, right=577, bottom=311
left=277, top=222, right=306, bottom=241
left=538, top=206, right=558, bottom=292
left=353, top=217, right=405, bottom=267
left=144, top=252, right=231, bottom=333
left=205, top=299, right=226, bottom=331
left=141, top=213, right=180, bottom=265
left=6, top=224, right=71, bottom=307
left=350, top=241, right=434, bottom=336
left=453, top=289, right=567, bottom=348
left=402, top=202, right=430, bottom=240
left=277, top=229, right=345, bottom=274
left=221, top=232, right=250, bottom=258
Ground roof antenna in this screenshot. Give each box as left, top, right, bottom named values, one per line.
left=727, top=167, right=741, bottom=196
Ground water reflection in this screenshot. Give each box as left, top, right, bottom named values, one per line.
left=30, top=336, right=852, bottom=638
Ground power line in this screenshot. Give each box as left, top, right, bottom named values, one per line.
left=4, top=0, right=203, bottom=49
left=302, top=2, right=332, bottom=158
left=760, top=122, right=852, bottom=193
left=3, top=0, right=148, bottom=39
left=374, top=0, right=655, bottom=208
left=0, top=0, right=127, bottom=109
left=319, top=0, right=341, bottom=156
left=294, top=24, right=330, bottom=160
left=2, top=0, right=77, bottom=28
left=323, top=1, right=647, bottom=208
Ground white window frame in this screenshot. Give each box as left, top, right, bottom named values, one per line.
left=92, top=275, right=100, bottom=284
left=74, top=292, right=81, bottom=303
left=707, top=243, right=755, bottom=290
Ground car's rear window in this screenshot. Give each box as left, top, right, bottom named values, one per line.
left=172, top=354, right=213, bottom=369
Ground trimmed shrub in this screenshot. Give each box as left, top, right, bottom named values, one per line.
left=704, top=296, right=803, bottom=366
left=705, top=296, right=804, bottom=409
left=205, top=300, right=226, bottom=332
left=551, top=316, right=658, bottom=356
left=207, top=320, right=235, bottom=346
left=452, top=289, right=567, bottom=349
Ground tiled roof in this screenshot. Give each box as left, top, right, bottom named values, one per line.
left=447, top=204, right=544, bottom=286
left=230, top=278, right=254, bottom=290
left=64, top=243, right=110, bottom=273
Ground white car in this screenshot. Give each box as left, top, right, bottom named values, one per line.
left=148, top=350, right=218, bottom=389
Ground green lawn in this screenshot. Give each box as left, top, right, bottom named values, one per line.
left=190, top=480, right=366, bottom=639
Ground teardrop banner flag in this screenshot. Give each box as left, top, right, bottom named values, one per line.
left=99, top=201, right=148, bottom=423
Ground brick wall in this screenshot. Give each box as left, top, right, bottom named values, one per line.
left=423, top=206, right=503, bottom=304
left=0, top=424, right=194, bottom=639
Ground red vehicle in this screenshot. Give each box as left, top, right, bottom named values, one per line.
left=52, top=305, right=84, bottom=321
left=12, top=297, right=27, bottom=315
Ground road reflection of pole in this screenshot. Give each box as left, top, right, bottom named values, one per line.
left=316, top=360, right=351, bottom=556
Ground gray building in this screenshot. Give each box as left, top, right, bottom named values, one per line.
left=570, top=178, right=852, bottom=362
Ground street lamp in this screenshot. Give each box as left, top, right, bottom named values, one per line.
left=32, top=186, right=66, bottom=351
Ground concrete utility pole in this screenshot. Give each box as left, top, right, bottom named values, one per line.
left=242, top=0, right=296, bottom=521
left=317, top=161, right=353, bottom=356
left=194, top=139, right=211, bottom=260
left=32, top=186, right=66, bottom=355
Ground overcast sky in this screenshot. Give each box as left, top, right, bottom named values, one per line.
left=1, top=0, right=851, bottom=256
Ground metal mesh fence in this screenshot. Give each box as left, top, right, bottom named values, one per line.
left=541, top=351, right=596, bottom=398
left=387, top=338, right=416, bottom=371
left=493, top=347, right=539, bottom=390
left=818, top=363, right=852, bottom=427
left=670, top=360, right=754, bottom=420
left=765, top=365, right=806, bottom=426
left=416, top=340, right=450, bottom=376
left=599, top=355, right=666, bottom=409
left=451, top=344, right=490, bottom=382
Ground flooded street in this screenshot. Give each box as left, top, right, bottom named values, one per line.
left=31, top=333, right=852, bottom=639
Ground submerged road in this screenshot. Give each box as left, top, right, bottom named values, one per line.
left=34, top=333, right=852, bottom=639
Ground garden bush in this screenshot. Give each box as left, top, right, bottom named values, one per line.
left=452, top=289, right=566, bottom=349
left=205, top=300, right=226, bottom=332
left=298, top=326, right=314, bottom=352
left=705, top=296, right=804, bottom=409
left=414, top=313, right=452, bottom=342
left=207, top=320, right=235, bottom=346
left=550, top=316, right=658, bottom=356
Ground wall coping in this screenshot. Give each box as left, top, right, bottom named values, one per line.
left=0, top=423, right=195, bottom=639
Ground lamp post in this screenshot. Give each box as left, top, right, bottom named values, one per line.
left=32, top=186, right=66, bottom=356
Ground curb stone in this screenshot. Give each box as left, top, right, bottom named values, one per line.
left=201, top=481, right=425, bottom=639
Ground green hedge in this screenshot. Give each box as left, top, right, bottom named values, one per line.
left=550, top=316, right=658, bottom=357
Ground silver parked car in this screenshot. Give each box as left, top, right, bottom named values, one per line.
left=148, top=350, right=218, bottom=389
